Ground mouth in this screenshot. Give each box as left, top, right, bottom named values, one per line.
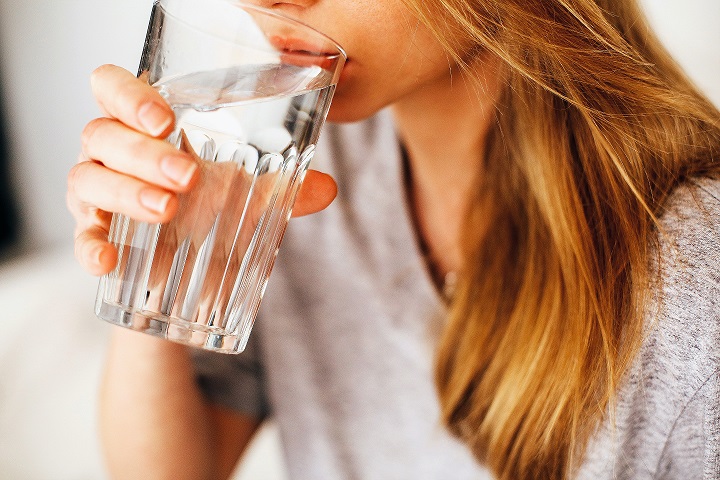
left=268, top=35, right=346, bottom=74
left=268, top=35, right=344, bottom=57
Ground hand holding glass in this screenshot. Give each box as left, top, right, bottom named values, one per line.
left=95, top=0, right=345, bottom=353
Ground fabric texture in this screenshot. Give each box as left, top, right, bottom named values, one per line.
left=193, top=110, right=720, bottom=479
left=576, top=177, right=720, bottom=479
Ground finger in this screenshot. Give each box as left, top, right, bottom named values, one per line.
left=74, top=225, right=119, bottom=276
left=67, top=189, right=112, bottom=237
left=68, top=160, right=179, bottom=224
left=81, top=117, right=198, bottom=192
left=90, top=64, right=174, bottom=138
left=292, top=170, right=337, bottom=217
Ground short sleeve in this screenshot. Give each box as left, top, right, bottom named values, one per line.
left=190, top=327, right=270, bottom=419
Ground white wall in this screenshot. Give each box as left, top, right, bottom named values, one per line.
left=0, top=0, right=152, bottom=251
left=642, top=0, right=720, bottom=106
left=0, top=0, right=718, bottom=251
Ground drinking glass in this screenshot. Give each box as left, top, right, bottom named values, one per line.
left=95, top=0, right=345, bottom=353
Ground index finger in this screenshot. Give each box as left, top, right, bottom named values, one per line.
left=90, top=64, right=174, bottom=138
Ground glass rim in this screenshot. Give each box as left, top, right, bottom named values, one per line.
left=156, top=0, right=347, bottom=62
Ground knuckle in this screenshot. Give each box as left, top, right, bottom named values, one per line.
left=66, top=189, right=78, bottom=216
left=90, top=64, right=114, bottom=89
left=73, top=229, right=89, bottom=260
left=66, top=162, right=86, bottom=197
left=80, top=117, right=107, bottom=153
left=126, top=135, right=152, bottom=167
left=116, top=77, right=147, bottom=111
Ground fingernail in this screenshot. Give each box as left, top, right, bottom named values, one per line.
left=138, top=102, right=172, bottom=136
left=160, top=155, right=197, bottom=187
left=139, top=189, right=171, bottom=214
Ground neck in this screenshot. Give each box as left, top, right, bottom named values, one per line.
left=391, top=56, right=502, bottom=279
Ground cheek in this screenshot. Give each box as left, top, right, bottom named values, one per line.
left=325, top=51, right=452, bottom=123
left=314, top=4, right=452, bottom=122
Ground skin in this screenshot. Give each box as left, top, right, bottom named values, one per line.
left=67, top=0, right=501, bottom=478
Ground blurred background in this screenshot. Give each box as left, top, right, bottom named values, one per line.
left=0, top=0, right=717, bottom=478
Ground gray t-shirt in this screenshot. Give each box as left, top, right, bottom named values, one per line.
left=193, top=110, right=720, bottom=479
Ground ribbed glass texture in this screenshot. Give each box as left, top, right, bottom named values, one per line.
left=95, top=0, right=344, bottom=353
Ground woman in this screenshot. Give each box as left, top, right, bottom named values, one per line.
left=68, top=0, right=720, bottom=478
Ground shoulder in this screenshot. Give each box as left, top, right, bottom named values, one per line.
left=657, top=176, right=720, bottom=256
left=653, top=176, right=720, bottom=364
left=578, top=177, right=720, bottom=479
left=641, top=176, right=720, bottom=422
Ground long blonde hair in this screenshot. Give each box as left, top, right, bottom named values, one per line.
left=402, top=0, right=720, bottom=478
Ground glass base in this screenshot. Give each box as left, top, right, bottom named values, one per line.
left=96, top=300, right=243, bottom=353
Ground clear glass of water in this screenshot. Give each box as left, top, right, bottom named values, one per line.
left=95, top=0, right=346, bottom=353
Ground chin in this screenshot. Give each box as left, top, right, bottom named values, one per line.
left=325, top=94, right=384, bottom=124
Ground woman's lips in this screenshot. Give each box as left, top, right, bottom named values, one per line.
left=268, top=35, right=344, bottom=58
left=268, top=35, right=347, bottom=76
